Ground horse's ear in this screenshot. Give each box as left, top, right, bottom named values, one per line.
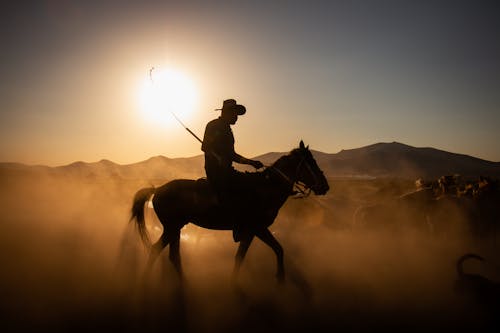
left=299, top=140, right=305, bottom=150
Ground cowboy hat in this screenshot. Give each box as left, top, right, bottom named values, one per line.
left=215, top=99, right=246, bottom=115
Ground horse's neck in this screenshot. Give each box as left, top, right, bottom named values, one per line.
left=268, top=155, right=297, bottom=194
left=272, top=155, right=297, bottom=178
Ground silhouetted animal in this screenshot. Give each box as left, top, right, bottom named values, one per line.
left=428, top=177, right=500, bottom=238
left=438, top=175, right=459, bottom=196
left=353, top=176, right=500, bottom=238
left=130, top=141, right=329, bottom=282
left=455, top=253, right=500, bottom=309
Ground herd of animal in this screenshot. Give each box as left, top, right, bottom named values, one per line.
left=351, top=175, right=500, bottom=314
left=353, top=175, right=500, bottom=238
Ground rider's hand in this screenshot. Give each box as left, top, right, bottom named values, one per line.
left=252, top=160, right=264, bottom=169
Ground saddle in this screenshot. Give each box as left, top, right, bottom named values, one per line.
left=195, top=176, right=265, bottom=242
left=195, top=178, right=220, bottom=207
left=198, top=173, right=262, bottom=201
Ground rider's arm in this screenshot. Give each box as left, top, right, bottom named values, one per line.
left=233, top=153, right=263, bottom=169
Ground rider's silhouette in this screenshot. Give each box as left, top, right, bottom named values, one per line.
left=201, top=99, right=264, bottom=240
left=202, top=99, right=263, bottom=183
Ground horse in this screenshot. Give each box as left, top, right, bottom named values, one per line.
left=130, top=140, right=329, bottom=282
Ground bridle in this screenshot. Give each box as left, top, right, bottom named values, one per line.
left=268, top=153, right=322, bottom=198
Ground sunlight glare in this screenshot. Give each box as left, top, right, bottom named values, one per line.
left=138, top=68, right=197, bottom=127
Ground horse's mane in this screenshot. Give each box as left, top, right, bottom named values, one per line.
left=269, top=148, right=302, bottom=168
left=239, top=147, right=310, bottom=188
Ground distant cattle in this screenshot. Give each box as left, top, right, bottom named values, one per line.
left=353, top=176, right=500, bottom=239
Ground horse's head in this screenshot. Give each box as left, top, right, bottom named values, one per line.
left=289, top=140, right=330, bottom=195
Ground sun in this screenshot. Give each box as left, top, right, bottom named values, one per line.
left=138, top=68, right=197, bottom=127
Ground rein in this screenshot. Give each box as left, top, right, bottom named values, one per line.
left=266, top=155, right=319, bottom=199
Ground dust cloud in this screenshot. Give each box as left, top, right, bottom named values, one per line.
left=1, top=171, right=499, bottom=333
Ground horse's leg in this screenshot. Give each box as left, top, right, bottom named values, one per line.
left=232, top=233, right=254, bottom=281
left=168, top=229, right=183, bottom=278
left=255, top=228, right=285, bottom=283
left=145, top=231, right=171, bottom=275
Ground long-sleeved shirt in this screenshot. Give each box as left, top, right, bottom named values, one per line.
left=201, top=117, right=236, bottom=180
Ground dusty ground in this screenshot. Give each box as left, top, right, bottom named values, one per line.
left=1, top=173, right=499, bottom=332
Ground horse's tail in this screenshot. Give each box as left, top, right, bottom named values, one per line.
left=456, top=253, right=484, bottom=277
left=130, top=186, right=156, bottom=247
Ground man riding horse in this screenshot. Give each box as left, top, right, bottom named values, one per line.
left=131, top=137, right=329, bottom=282
left=201, top=99, right=264, bottom=241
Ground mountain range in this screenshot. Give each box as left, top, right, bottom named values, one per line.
left=1, top=142, right=499, bottom=181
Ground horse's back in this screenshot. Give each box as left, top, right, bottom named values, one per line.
left=156, top=178, right=199, bottom=191
left=152, top=178, right=218, bottom=220
left=152, top=178, right=212, bottom=203
left=150, top=176, right=271, bottom=231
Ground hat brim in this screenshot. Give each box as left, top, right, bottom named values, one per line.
left=219, top=104, right=246, bottom=115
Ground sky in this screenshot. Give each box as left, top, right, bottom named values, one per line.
left=1, top=0, right=499, bottom=165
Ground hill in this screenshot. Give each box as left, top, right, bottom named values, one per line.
left=1, top=142, right=499, bottom=181
left=253, top=142, right=500, bottom=179
left=325, top=142, right=500, bottom=179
